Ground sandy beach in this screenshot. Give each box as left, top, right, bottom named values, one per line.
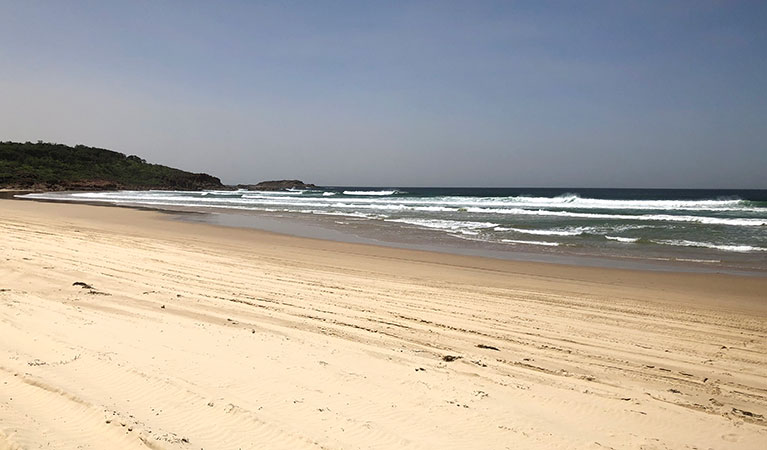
left=1, top=198, right=766, bottom=449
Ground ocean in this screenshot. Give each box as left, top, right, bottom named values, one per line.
left=20, top=187, right=767, bottom=274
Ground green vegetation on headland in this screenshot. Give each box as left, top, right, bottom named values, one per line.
left=0, top=141, right=224, bottom=191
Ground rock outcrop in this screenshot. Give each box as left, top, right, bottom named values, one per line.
left=237, top=180, right=317, bottom=191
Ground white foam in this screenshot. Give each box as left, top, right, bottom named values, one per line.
left=56, top=191, right=763, bottom=228
left=440, top=194, right=757, bottom=212
left=343, top=190, right=398, bottom=196
left=242, top=190, right=302, bottom=196
left=463, top=207, right=767, bottom=227
left=502, top=227, right=585, bottom=236
left=605, top=236, right=640, bottom=243
left=501, top=239, right=559, bottom=247
left=27, top=191, right=761, bottom=211
left=611, top=224, right=651, bottom=232
left=675, top=258, right=721, bottom=263
left=21, top=190, right=766, bottom=228
left=386, top=218, right=498, bottom=233
left=654, top=239, right=767, bottom=253
left=307, top=210, right=377, bottom=219
left=18, top=189, right=767, bottom=255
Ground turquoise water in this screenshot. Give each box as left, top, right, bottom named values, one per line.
left=21, top=187, right=767, bottom=272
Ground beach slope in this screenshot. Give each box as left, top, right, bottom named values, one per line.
left=1, top=199, right=765, bottom=449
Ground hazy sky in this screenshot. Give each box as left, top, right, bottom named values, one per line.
left=1, top=1, right=765, bottom=188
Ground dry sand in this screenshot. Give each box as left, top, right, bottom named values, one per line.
left=1, top=198, right=766, bottom=449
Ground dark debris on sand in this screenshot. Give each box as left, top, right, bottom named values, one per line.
left=476, top=344, right=500, bottom=351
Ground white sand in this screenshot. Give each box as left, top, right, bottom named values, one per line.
left=1, top=199, right=766, bottom=449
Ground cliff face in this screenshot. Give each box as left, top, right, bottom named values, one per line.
left=237, top=180, right=317, bottom=191
left=0, top=141, right=225, bottom=191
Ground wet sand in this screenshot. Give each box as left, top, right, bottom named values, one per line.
left=1, top=199, right=766, bottom=449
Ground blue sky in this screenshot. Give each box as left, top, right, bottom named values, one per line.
left=1, top=1, right=765, bottom=187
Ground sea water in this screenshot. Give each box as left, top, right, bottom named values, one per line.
left=20, top=187, right=767, bottom=273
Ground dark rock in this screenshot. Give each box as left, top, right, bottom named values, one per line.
left=237, top=180, right=317, bottom=191
left=73, top=282, right=93, bottom=289
left=442, top=355, right=462, bottom=362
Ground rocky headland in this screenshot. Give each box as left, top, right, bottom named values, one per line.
left=236, top=180, right=317, bottom=191
left=0, top=141, right=224, bottom=191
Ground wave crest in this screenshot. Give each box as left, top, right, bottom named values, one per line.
left=343, top=190, right=399, bottom=196
left=501, top=239, right=559, bottom=247
left=654, top=239, right=767, bottom=253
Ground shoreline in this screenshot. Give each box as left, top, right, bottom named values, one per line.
left=175, top=207, right=767, bottom=277
left=1, top=198, right=767, bottom=449
left=13, top=193, right=767, bottom=277
left=3, top=198, right=766, bottom=309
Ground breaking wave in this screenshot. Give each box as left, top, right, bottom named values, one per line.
left=497, top=227, right=587, bottom=236
left=502, top=239, right=560, bottom=247
left=343, top=190, right=399, bottom=196
left=605, top=236, right=640, bottom=243
left=17, top=188, right=767, bottom=261
left=654, top=240, right=767, bottom=253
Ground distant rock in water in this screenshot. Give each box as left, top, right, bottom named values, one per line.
left=0, top=141, right=225, bottom=191
left=237, top=180, right=317, bottom=191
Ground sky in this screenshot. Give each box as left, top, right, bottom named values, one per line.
left=1, top=1, right=765, bottom=188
